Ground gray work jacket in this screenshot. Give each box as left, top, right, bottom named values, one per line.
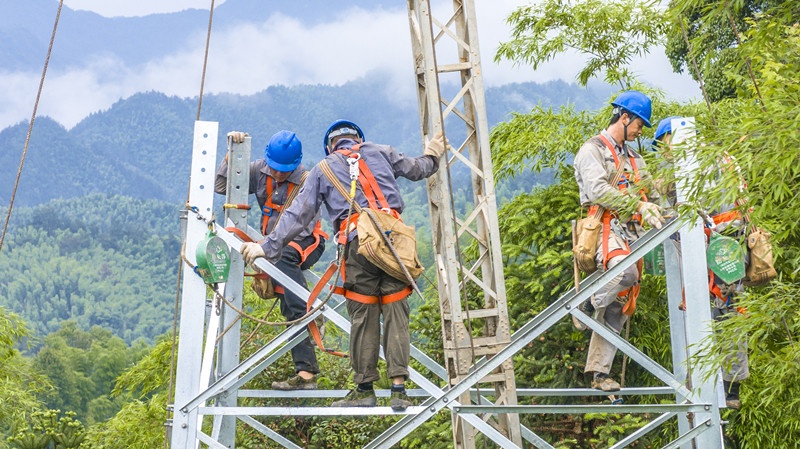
left=214, top=158, right=317, bottom=239
left=261, top=140, right=439, bottom=261
left=574, top=130, right=659, bottom=220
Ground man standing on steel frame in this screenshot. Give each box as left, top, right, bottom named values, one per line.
left=239, top=119, right=446, bottom=411
left=215, top=130, right=327, bottom=391
left=653, top=116, right=750, bottom=409
left=573, top=91, right=665, bottom=392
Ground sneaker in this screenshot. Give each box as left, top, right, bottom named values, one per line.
left=591, top=374, right=621, bottom=392
left=271, top=374, right=317, bottom=391
left=389, top=390, right=414, bottom=411
left=331, top=389, right=377, bottom=407
left=572, top=298, right=595, bottom=331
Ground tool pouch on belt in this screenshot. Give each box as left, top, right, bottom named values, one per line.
left=357, top=208, right=423, bottom=282
left=744, top=227, right=777, bottom=287
left=573, top=216, right=601, bottom=274
left=251, top=276, right=276, bottom=299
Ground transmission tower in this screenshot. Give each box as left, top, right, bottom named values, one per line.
left=406, top=0, right=521, bottom=446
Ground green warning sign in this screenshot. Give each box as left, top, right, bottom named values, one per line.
left=706, top=233, right=745, bottom=284
left=196, top=230, right=231, bottom=284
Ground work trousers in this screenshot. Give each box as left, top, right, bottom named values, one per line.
left=273, top=235, right=325, bottom=374
left=711, top=293, right=750, bottom=383
left=342, top=238, right=411, bottom=384
left=585, top=226, right=640, bottom=375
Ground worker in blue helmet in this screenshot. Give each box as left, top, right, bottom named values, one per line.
left=241, top=119, right=446, bottom=410
left=323, top=119, right=365, bottom=155
left=572, top=90, right=664, bottom=392
left=653, top=115, right=754, bottom=410
left=215, top=129, right=328, bottom=391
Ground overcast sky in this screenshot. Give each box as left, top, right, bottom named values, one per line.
left=1, top=0, right=698, bottom=130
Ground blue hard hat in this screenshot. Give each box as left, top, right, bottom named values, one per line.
left=323, top=119, right=364, bottom=155
left=655, top=116, right=681, bottom=142
left=265, top=130, right=302, bottom=172
left=611, top=90, right=653, bottom=128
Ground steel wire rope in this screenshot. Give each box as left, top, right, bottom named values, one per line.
left=165, top=1, right=217, bottom=447
left=0, top=0, right=64, bottom=254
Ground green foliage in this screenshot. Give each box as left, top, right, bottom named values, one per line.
left=81, top=394, right=166, bottom=449
left=0, top=309, right=51, bottom=443
left=496, top=0, right=667, bottom=88
left=32, top=322, right=148, bottom=427
left=664, top=0, right=799, bottom=102
left=7, top=410, right=85, bottom=449
left=0, top=194, right=180, bottom=344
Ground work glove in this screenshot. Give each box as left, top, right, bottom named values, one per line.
left=240, top=242, right=265, bottom=266
left=227, top=131, right=249, bottom=144
left=423, top=131, right=447, bottom=159
left=637, top=201, right=665, bottom=229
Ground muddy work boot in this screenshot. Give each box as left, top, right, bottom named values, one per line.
left=591, top=373, right=621, bottom=392
left=271, top=374, right=317, bottom=391
left=724, top=381, right=741, bottom=410
left=389, top=388, right=414, bottom=411
left=332, top=388, right=377, bottom=407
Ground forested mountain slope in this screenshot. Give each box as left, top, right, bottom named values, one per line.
left=1, top=78, right=609, bottom=207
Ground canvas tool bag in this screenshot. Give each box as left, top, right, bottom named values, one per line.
left=744, top=227, right=777, bottom=286
left=573, top=213, right=602, bottom=274
left=319, top=158, right=423, bottom=282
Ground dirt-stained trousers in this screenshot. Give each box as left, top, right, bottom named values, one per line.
left=585, top=226, right=640, bottom=375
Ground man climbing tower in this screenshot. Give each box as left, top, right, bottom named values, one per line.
left=573, top=91, right=664, bottom=392
left=215, top=130, right=327, bottom=391
left=239, top=119, right=446, bottom=411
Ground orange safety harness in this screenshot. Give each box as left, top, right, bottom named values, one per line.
left=322, top=145, right=412, bottom=306
left=237, top=171, right=329, bottom=294
left=587, top=135, right=648, bottom=315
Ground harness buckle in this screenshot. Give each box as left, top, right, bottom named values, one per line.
left=347, top=154, right=361, bottom=181
left=262, top=206, right=274, bottom=217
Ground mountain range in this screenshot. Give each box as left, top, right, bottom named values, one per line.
left=0, top=77, right=611, bottom=207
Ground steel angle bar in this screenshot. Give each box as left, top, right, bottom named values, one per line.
left=452, top=404, right=708, bottom=414
left=474, top=394, right=556, bottom=449
left=663, top=419, right=713, bottom=449
left=477, top=387, right=675, bottom=398
left=239, top=415, right=303, bottom=449
left=200, top=406, right=430, bottom=416
left=239, top=389, right=428, bottom=399
left=609, top=413, right=675, bottom=449
left=366, top=217, right=685, bottom=448
left=198, top=219, right=518, bottom=447
left=571, top=311, right=692, bottom=398
left=181, top=310, right=320, bottom=412
left=196, top=430, right=228, bottom=449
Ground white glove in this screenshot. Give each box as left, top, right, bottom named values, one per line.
left=227, top=131, right=249, bottom=144
left=423, top=131, right=447, bottom=159
left=240, top=242, right=265, bottom=266
left=638, top=201, right=665, bottom=229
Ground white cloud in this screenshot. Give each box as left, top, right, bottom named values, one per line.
left=1, top=1, right=699, bottom=130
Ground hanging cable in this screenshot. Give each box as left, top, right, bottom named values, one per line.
left=196, top=0, right=216, bottom=121
left=165, top=2, right=217, bottom=447
left=0, top=0, right=64, bottom=254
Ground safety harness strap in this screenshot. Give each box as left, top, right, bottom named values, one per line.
left=306, top=263, right=348, bottom=358
left=261, top=171, right=309, bottom=235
